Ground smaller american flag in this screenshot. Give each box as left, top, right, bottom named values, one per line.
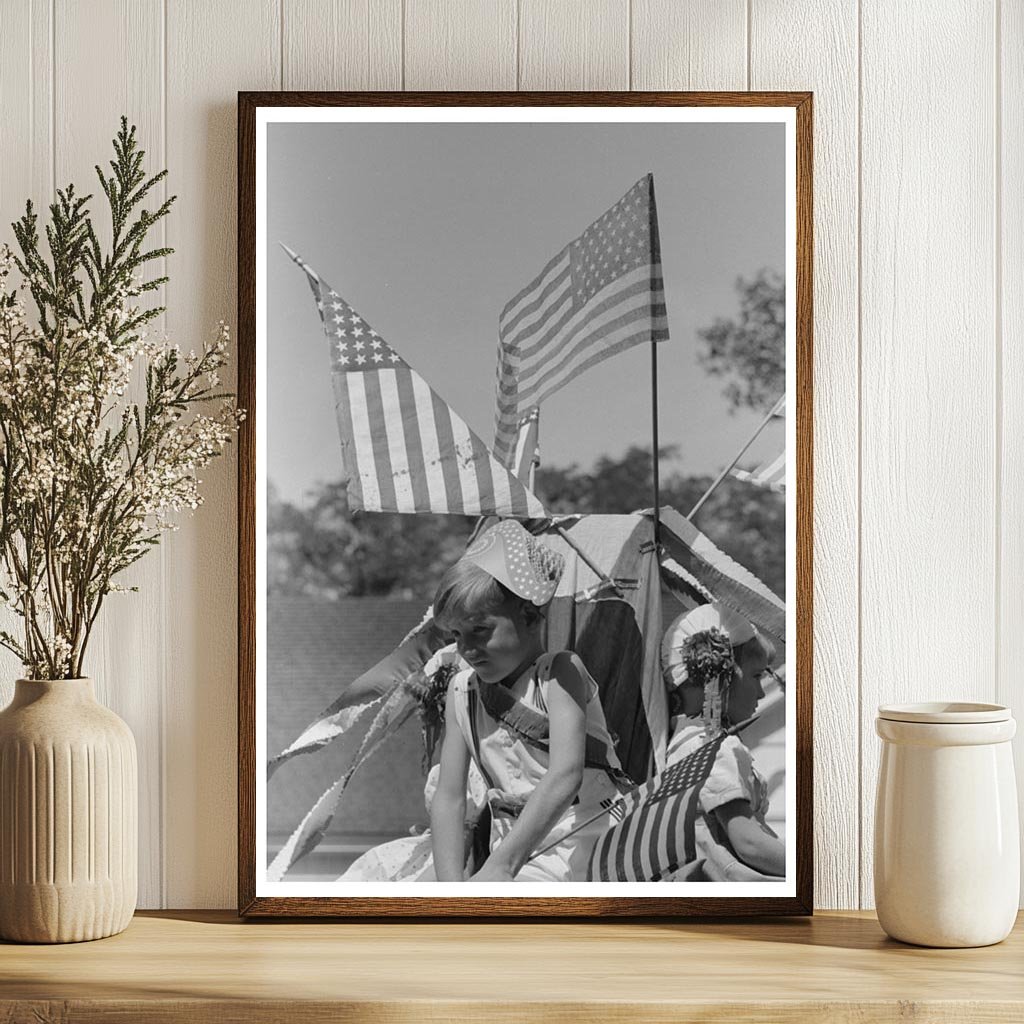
left=731, top=452, right=785, bottom=492
left=730, top=397, right=787, bottom=493
left=284, top=246, right=546, bottom=519
left=587, top=733, right=725, bottom=882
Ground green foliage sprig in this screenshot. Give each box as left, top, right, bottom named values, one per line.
left=0, top=118, right=243, bottom=679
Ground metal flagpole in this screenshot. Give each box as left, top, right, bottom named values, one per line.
left=651, top=329, right=661, bottom=546
left=647, top=174, right=664, bottom=548
left=687, top=394, right=785, bottom=521
left=528, top=410, right=539, bottom=492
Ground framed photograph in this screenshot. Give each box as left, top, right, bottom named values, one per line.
left=238, top=91, right=812, bottom=917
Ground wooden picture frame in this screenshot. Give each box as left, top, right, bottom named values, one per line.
left=238, top=91, right=813, bottom=917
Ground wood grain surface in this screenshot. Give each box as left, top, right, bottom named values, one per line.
left=519, top=0, right=629, bottom=90
left=631, top=0, right=747, bottom=92
left=282, top=0, right=403, bottom=91
left=1, top=910, right=1022, bottom=1023
left=404, top=0, right=517, bottom=90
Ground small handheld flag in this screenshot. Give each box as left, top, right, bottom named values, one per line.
left=284, top=245, right=547, bottom=519
left=587, top=732, right=725, bottom=882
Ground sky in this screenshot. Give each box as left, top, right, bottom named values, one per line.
left=265, top=119, right=786, bottom=509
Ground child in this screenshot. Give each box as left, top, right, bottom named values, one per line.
left=430, top=519, right=627, bottom=882
left=660, top=603, right=786, bottom=880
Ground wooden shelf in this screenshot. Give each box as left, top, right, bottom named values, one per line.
left=1, top=910, right=1022, bottom=1022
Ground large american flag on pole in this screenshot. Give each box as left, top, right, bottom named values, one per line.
left=587, top=732, right=725, bottom=882
left=284, top=246, right=546, bottom=519
left=493, top=174, right=670, bottom=466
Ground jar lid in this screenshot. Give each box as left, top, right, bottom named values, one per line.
left=877, top=701, right=1011, bottom=724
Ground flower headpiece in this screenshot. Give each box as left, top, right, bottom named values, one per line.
left=662, top=603, right=759, bottom=735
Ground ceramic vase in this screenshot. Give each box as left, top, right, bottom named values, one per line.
left=874, top=702, right=1019, bottom=948
left=0, top=678, right=137, bottom=943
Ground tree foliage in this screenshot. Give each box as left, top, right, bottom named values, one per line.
left=269, top=445, right=784, bottom=604
left=268, top=480, right=474, bottom=602
left=698, top=267, right=785, bottom=414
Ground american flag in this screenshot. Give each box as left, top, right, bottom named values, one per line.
left=285, top=247, right=547, bottom=519
left=587, top=733, right=724, bottom=882
left=493, top=174, right=670, bottom=466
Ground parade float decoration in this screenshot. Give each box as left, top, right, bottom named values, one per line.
left=268, top=174, right=786, bottom=883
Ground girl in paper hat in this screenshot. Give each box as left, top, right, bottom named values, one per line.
left=659, top=603, right=786, bottom=880
left=429, top=519, right=628, bottom=883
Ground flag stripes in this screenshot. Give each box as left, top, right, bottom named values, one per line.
left=285, top=246, right=547, bottom=519
left=511, top=265, right=666, bottom=366
left=588, top=733, right=724, bottom=882
left=494, top=174, right=670, bottom=467
left=497, top=267, right=669, bottom=412
left=362, top=370, right=399, bottom=511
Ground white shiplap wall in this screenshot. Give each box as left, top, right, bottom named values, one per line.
left=0, top=0, right=1017, bottom=911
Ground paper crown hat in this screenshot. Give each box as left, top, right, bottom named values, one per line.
left=461, top=519, right=564, bottom=606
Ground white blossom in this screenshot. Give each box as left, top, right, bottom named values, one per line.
left=0, top=243, right=242, bottom=679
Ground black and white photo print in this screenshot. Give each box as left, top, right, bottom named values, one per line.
left=240, top=94, right=812, bottom=917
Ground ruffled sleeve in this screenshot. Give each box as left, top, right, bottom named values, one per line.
left=699, top=735, right=758, bottom=813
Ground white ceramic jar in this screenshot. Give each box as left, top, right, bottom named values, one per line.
left=874, top=702, right=1019, bottom=947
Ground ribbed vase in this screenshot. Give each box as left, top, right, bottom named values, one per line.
left=0, top=678, right=137, bottom=943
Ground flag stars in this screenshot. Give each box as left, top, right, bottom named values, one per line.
left=352, top=326, right=364, bottom=337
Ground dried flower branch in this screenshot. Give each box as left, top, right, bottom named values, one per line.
left=0, top=117, right=243, bottom=679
